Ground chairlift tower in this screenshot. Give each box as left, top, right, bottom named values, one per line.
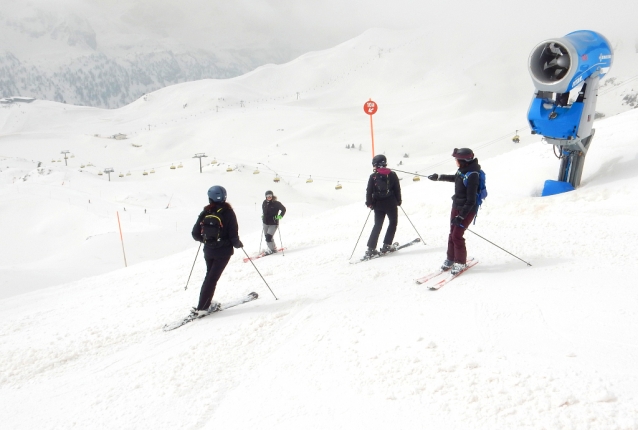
left=104, top=167, right=114, bottom=181
left=61, top=150, right=71, bottom=166
left=193, top=153, right=208, bottom=173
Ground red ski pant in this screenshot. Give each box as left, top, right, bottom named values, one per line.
left=447, top=209, right=476, bottom=264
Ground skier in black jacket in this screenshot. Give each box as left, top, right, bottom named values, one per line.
left=190, top=185, right=243, bottom=316
left=262, top=190, right=286, bottom=255
left=364, top=154, right=402, bottom=258
left=428, top=148, right=480, bottom=275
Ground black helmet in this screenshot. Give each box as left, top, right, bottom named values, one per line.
left=265, top=190, right=273, bottom=197
left=452, top=148, right=474, bottom=161
left=372, top=154, right=387, bottom=167
left=207, top=185, right=227, bottom=202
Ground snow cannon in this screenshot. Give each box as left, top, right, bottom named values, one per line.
left=526, top=30, right=613, bottom=195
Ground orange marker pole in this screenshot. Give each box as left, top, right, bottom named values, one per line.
left=363, top=99, right=378, bottom=158
left=116, top=211, right=128, bottom=267
left=369, top=114, right=375, bottom=157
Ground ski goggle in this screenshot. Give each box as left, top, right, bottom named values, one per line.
left=266, top=194, right=273, bottom=198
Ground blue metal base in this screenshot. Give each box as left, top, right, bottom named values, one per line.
left=541, top=180, right=575, bottom=196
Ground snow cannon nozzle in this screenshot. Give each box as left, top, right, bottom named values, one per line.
left=528, top=30, right=612, bottom=94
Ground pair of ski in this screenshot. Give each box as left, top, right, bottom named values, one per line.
left=415, top=258, right=478, bottom=290
left=163, top=292, right=258, bottom=331
left=242, top=247, right=286, bottom=263
left=351, top=238, right=421, bottom=264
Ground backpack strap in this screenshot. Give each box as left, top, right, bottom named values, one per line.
left=459, top=170, right=479, bottom=186
left=457, top=170, right=481, bottom=224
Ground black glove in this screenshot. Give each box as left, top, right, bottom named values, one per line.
left=428, top=173, right=438, bottom=181
left=231, top=238, right=244, bottom=249
left=451, top=216, right=464, bottom=227
left=366, top=202, right=374, bottom=209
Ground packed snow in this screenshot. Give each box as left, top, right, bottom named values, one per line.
left=1, top=28, right=638, bottom=429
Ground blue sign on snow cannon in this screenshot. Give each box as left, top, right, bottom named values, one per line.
left=526, top=30, right=613, bottom=193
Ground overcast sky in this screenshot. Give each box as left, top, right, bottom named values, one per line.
left=12, top=0, right=638, bottom=61
left=110, top=0, right=637, bottom=48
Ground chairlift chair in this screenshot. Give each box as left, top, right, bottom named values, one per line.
left=512, top=130, right=520, bottom=143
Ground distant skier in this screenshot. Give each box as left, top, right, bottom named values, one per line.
left=262, top=190, right=286, bottom=255
left=364, top=154, right=402, bottom=258
left=190, top=185, right=243, bottom=317
left=428, top=148, right=480, bottom=275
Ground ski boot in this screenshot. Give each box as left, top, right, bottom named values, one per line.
left=380, top=243, right=396, bottom=254
left=451, top=262, right=467, bottom=275
left=207, top=301, right=221, bottom=313
left=363, top=247, right=379, bottom=260
left=441, top=259, right=454, bottom=271
left=190, top=307, right=209, bottom=318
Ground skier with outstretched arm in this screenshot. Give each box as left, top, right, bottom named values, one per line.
left=364, top=154, right=402, bottom=258
left=262, top=190, right=286, bottom=255
left=190, top=185, right=243, bottom=317
left=428, top=148, right=480, bottom=275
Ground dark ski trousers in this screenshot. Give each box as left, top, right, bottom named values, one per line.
left=367, top=199, right=398, bottom=249
left=197, top=255, right=231, bottom=310
left=447, top=209, right=476, bottom=264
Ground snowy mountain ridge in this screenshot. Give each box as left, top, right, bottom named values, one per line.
left=0, top=3, right=288, bottom=108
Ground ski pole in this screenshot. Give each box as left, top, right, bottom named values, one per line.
left=399, top=206, right=426, bottom=245
left=185, top=243, right=202, bottom=290
left=348, top=209, right=373, bottom=260
left=241, top=247, right=279, bottom=300
left=258, top=226, right=263, bottom=254
left=464, top=227, right=532, bottom=266
left=392, top=168, right=429, bottom=178
left=277, top=223, right=285, bottom=256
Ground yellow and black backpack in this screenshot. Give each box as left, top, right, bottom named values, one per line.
left=201, top=209, right=224, bottom=244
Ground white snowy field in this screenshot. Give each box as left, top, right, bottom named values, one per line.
left=1, top=28, right=638, bottom=429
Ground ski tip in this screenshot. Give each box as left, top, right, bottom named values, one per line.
left=249, top=292, right=259, bottom=299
